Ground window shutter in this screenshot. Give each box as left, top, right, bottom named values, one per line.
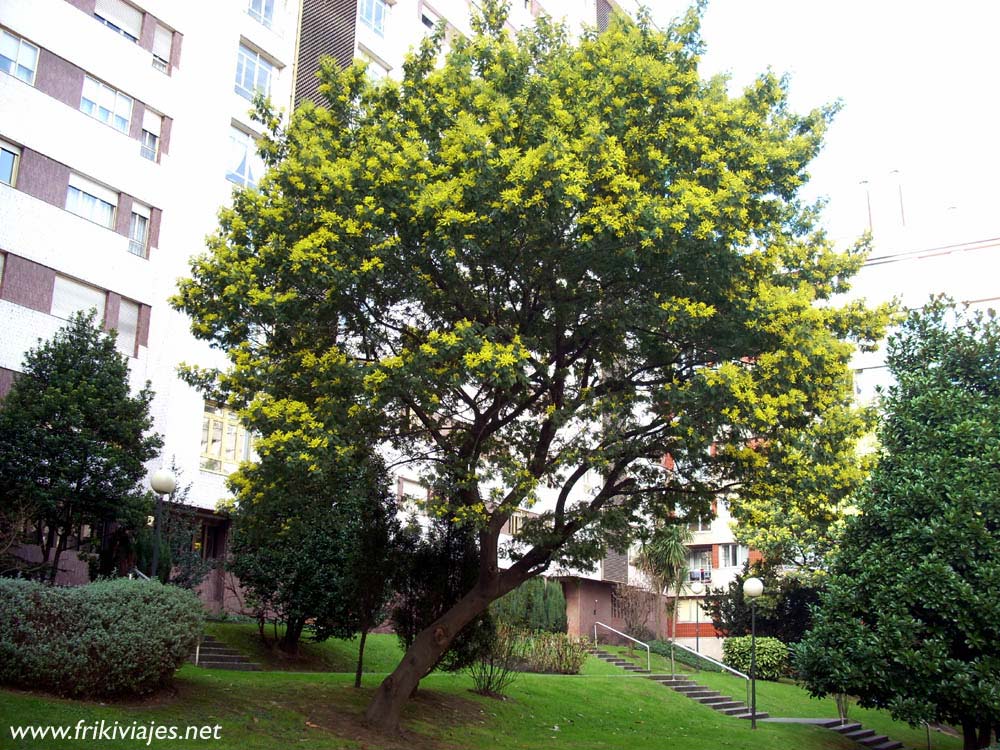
left=95, top=0, right=143, bottom=39
left=51, top=276, right=106, bottom=321
left=116, top=299, right=140, bottom=355
left=152, top=24, right=172, bottom=60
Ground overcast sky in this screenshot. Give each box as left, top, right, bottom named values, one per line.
left=647, top=1, right=1000, bottom=253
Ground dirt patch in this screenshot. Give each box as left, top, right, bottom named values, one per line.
left=299, top=688, right=489, bottom=750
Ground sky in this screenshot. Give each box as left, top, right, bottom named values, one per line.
left=646, top=0, right=1000, bottom=253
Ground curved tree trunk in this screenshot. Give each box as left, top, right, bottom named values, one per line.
left=278, top=617, right=305, bottom=655
left=364, top=584, right=492, bottom=733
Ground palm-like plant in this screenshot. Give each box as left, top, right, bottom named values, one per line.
left=636, top=522, right=692, bottom=675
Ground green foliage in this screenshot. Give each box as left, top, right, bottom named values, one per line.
left=0, top=577, right=202, bottom=697
left=0, top=312, right=161, bottom=583
left=468, top=624, right=521, bottom=696
left=702, top=562, right=824, bottom=643
left=516, top=630, right=589, bottom=674
left=649, top=640, right=723, bottom=672
left=492, top=576, right=567, bottom=632
left=392, top=518, right=496, bottom=672
left=796, top=299, right=1000, bottom=741
left=172, top=0, right=889, bottom=720
left=722, top=636, right=789, bottom=681
left=228, top=453, right=399, bottom=654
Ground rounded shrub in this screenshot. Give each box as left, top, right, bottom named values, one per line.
left=0, top=578, right=203, bottom=697
left=722, top=635, right=789, bottom=681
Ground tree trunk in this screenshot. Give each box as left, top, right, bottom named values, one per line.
left=364, top=582, right=494, bottom=732
left=278, top=617, right=305, bottom=655
left=962, top=718, right=981, bottom=750
left=48, top=530, right=68, bottom=585
left=354, top=629, right=368, bottom=689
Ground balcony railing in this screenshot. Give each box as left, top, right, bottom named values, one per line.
left=689, top=567, right=712, bottom=583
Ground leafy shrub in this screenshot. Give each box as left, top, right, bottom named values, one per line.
left=650, top=640, right=723, bottom=672
left=491, top=577, right=567, bottom=633
left=0, top=578, right=203, bottom=697
left=468, top=625, right=521, bottom=697
left=722, top=635, right=789, bottom=681
left=516, top=630, right=588, bottom=674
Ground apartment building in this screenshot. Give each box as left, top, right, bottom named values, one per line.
left=0, top=0, right=641, bottom=602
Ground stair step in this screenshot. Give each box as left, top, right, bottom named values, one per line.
left=196, top=661, right=261, bottom=671
left=720, top=706, right=751, bottom=716
left=844, top=729, right=876, bottom=740
left=697, top=695, right=732, bottom=704
left=708, top=701, right=745, bottom=711
left=674, top=685, right=709, bottom=694
left=831, top=723, right=864, bottom=734
left=733, top=712, right=769, bottom=721
left=870, top=742, right=903, bottom=750
left=859, top=736, right=891, bottom=747
left=687, top=690, right=720, bottom=699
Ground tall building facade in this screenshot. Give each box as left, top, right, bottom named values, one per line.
left=0, top=0, right=639, bottom=600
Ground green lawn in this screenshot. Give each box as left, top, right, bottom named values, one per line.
left=204, top=621, right=405, bottom=673
left=1, top=666, right=865, bottom=750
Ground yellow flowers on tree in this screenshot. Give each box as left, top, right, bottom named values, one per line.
left=174, top=2, right=888, bottom=731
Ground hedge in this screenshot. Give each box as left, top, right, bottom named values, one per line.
left=0, top=578, right=203, bottom=697
left=722, top=635, right=789, bottom=681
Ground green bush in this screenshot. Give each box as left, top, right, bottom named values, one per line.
left=0, top=578, right=203, bottom=697
left=722, top=636, right=789, bottom=681
left=491, top=577, right=567, bottom=633
left=650, top=640, right=724, bottom=672
left=516, top=630, right=588, bottom=674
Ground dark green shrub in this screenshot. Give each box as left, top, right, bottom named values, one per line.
left=468, top=625, right=521, bottom=697
left=0, top=578, right=203, bottom=697
left=650, top=640, right=723, bottom=672
left=491, top=577, right=567, bottom=633
left=722, top=635, right=789, bottom=681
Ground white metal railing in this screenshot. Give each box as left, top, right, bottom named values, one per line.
left=670, top=639, right=750, bottom=707
left=593, top=622, right=650, bottom=673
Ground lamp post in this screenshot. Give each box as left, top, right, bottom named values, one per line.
left=743, top=576, right=764, bottom=729
left=149, top=469, right=176, bottom=579
left=690, top=581, right=704, bottom=654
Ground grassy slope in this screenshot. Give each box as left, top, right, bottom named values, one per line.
left=203, top=622, right=405, bottom=673
left=0, top=666, right=860, bottom=750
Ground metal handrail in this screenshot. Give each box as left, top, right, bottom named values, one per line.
left=670, top=638, right=751, bottom=707
left=128, top=567, right=150, bottom=580
left=593, top=621, right=650, bottom=673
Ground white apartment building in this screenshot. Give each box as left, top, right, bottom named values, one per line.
left=0, top=0, right=644, bottom=602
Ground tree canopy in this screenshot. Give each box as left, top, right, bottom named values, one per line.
left=796, top=298, right=1000, bottom=750
left=0, top=311, right=161, bottom=583
left=174, top=2, right=887, bottom=730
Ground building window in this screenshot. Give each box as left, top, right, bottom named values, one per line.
left=420, top=4, right=438, bottom=33
left=0, top=29, right=39, bottom=85
left=0, top=141, right=20, bottom=186
left=688, top=548, right=712, bottom=582
left=200, top=402, right=253, bottom=474
left=140, top=109, right=161, bottom=160
left=65, top=175, right=117, bottom=228
left=93, top=0, right=143, bottom=42
left=359, top=49, right=389, bottom=82
left=116, top=298, right=139, bottom=356
left=152, top=23, right=172, bottom=73
left=248, top=0, right=275, bottom=28
left=234, top=43, right=274, bottom=100
left=51, top=275, right=106, bottom=321
left=128, top=203, right=150, bottom=257
left=360, top=0, right=387, bottom=36
left=80, top=76, right=134, bottom=134
left=227, top=126, right=264, bottom=188
left=687, top=515, right=710, bottom=533
left=720, top=543, right=748, bottom=569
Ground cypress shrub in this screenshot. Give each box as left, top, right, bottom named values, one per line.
left=492, top=577, right=567, bottom=633
left=0, top=578, right=203, bottom=697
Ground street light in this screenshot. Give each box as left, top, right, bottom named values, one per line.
left=149, top=469, right=176, bottom=579
left=743, top=576, right=764, bottom=729
left=690, top=581, right=704, bottom=654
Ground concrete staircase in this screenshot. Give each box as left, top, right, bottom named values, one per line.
left=590, top=647, right=651, bottom=673
left=819, top=719, right=904, bottom=750
left=191, top=635, right=261, bottom=671
left=647, top=674, right=769, bottom=721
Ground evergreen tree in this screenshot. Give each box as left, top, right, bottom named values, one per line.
left=0, top=311, right=161, bottom=583
left=797, top=299, right=1000, bottom=750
